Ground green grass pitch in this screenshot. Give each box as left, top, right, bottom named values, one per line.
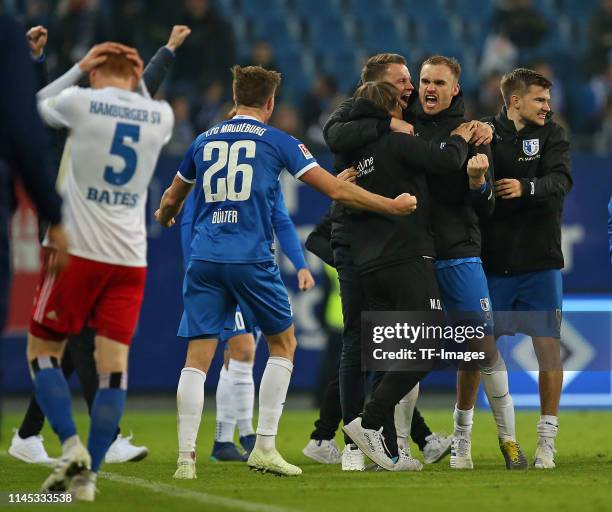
left=1, top=408, right=611, bottom=511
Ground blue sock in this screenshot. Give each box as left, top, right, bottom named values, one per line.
left=32, top=361, right=77, bottom=443
left=88, top=384, right=126, bottom=472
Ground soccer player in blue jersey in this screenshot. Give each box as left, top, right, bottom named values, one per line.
left=155, top=65, right=417, bottom=476
left=179, top=187, right=315, bottom=464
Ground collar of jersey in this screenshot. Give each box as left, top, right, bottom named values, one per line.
left=232, top=114, right=262, bottom=122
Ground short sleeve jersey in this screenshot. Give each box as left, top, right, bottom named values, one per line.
left=177, top=115, right=317, bottom=263
left=38, top=85, right=174, bottom=266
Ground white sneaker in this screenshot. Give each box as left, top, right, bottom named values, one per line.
left=173, top=457, right=197, bottom=479
left=341, top=444, right=365, bottom=471
left=105, top=433, right=149, bottom=463
left=41, top=436, right=91, bottom=492
left=391, top=448, right=423, bottom=472
left=247, top=448, right=302, bottom=476
left=8, top=430, right=54, bottom=464
left=69, top=470, right=97, bottom=501
left=534, top=440, right=556, bottom=469
left=450, top=435, right=473, bottom=469
left=342, top=417, right=395, bottom=471
left=423, top=433, right=452, bottom=464
left=302, top=439, right=341, bottom=464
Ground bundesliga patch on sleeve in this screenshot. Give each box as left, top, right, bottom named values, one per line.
left=298, top=144, right=313, bottom=159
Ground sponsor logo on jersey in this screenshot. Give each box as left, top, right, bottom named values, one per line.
left=522, top=138, right=540, bottom=156
left=298, top=144, right=313, bottom=159
left=356, top=156, right=375, bottom=178
left=440, top=142, right=446, bottom=149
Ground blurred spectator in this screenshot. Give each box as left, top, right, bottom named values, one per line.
left=472, top=72, right=504, bottom=119
left=586, top=60, right=612, bottom=130
left=243, top=40, right=277, bottom=70
left=165, top=96, right=195, bottom=156
left=270, top=102, right=304, bottom=139
left=95, top=0, right=151, bottom=56
left=300, top=74, right=346, bottom=148
left=529, top=60, right=566, bottom=115
left=193, top=81, right=229, bottom=132
left=595, top=96, right=612, bottom=154
left=479, top=35, right=517, bottom=77
left=170, top=0, right=235, bottom=94
left=49, top=0, right=97, bottom=72
left=490, top=0, right=549, bottom=50
left=585, top=0, right=612, bottom=76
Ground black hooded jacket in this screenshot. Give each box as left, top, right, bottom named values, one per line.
left=480, top=109, right=572, bottom=274
left=323, top=92, right=495, bottom=261
left=340, top=98, right=470, bottom=274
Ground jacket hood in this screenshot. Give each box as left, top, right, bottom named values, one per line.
left=495, top=106, right=554, bottom=136
left=348, top=97, right=390, bottom=120
left=413, top=90, right=466, bottom=123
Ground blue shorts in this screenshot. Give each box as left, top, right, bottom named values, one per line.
left=435, top=259, right=494, bottom=335
left=487, top=269, right=563, bottom=338
left=219, top=307, right=263, bottom=343
left=178, top=260, right=293, bottom=339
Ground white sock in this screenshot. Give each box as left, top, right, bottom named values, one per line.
left=481, top=354, right=516, bottom=442
left=229, top=358, right=255, bottom=437
left=177, top=367, right=205, bottom=459
left=254, top=356, right=293, bottom=453
left=537, top=415, right=558, bottom=445
left=394, top=383, right=419, bottom=449
left=453, top=405, right=474, bottom=438
left=215, top=366, right=235, bottom=443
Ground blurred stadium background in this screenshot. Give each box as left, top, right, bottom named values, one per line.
left=2, top=0, right=611, bottom=408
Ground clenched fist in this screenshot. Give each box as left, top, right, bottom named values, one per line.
left=391, top=193, right=417, bottom=215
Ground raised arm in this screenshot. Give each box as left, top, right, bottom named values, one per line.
left=300, top=166, right=417, bottom=216
left=391, top=122, right=475, bottom=174
left=143, top=25, right=191, bottom=96
left=467, top=145, right=495, bottom=218
left=0, top=16, right=67, bottom=271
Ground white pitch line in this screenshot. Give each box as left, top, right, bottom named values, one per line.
left=98, top=472, right=299, bottom=512
left=0, top=453, right=298, bottom=512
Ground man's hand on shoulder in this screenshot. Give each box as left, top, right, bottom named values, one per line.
left=337, top=167, right=357, bottom=183
left=26, top=25, right=48, bottom=58
left=166, top=25, right=192, bottom=52
left=469, top=121, right=494, bottom=146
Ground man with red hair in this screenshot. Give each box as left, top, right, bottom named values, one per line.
left=28, top=42, right=173, bottom=500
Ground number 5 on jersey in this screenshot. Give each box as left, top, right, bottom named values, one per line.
left=203, top=140, right=255, bottom=202
left=104, top=122, right=140, bottom=186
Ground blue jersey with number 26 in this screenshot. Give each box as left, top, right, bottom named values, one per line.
left=177, top=115, right=317, bottom=263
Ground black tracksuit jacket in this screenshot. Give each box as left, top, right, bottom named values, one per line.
left=323, top=92, right=495, bottom=262
left=333, top=98, right=470, bottom=274
left=480, top=109, right=572, bottom=275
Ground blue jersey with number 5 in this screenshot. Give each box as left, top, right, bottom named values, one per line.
left=177, top=115, right=317, bottom=263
